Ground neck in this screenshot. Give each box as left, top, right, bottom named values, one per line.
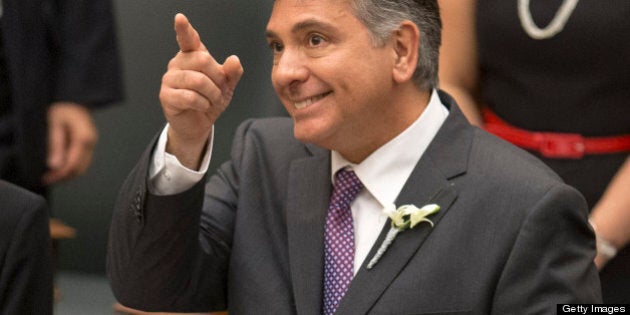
left=337, top=86, right=431, bottom=164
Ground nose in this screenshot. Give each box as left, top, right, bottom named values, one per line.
left=272, top=47, right=309, bottom=92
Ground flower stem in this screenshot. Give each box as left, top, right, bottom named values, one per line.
left=367, top=227, right=400, bottom=269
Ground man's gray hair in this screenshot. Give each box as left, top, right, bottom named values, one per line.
left=351, top=0, right=441, bottom=91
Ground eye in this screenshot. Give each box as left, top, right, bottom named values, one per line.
left=308, top=34, right=326, bottom=47
left=268, top=41, right=284, bottom=53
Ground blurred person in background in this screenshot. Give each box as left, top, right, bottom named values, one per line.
left=0, top=180, right=53, bottom=314
left=439, top=0, right=630, bottom=302
left=0, top=0, right=123, bottom=305
left=0, top=0, right=123, bottom=196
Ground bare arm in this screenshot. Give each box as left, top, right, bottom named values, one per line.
left=589, top=157, right=630, bottom=268
left=438, top=0, right=483, bottom=125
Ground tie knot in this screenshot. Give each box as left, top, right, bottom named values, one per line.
left=332, top=169, right=364, bottom=207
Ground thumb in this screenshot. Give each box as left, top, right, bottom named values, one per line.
left=223, top=55, right=244, bottom=92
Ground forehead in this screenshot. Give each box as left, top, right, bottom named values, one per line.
left=266, top=0, right=358, bottom=34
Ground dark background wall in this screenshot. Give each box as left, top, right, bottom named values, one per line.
left=52, top=0, right=284, bottom=274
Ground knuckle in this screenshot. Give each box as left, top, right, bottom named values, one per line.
left=183, top=72, right=203, bottom=88
left=181, top=90, right=198, bottom=105
left=162, top=71, right=175, bottom=85
left=159, top=88, right=171, bottom=104
left=167, top=58, right=177, bottom=69
left=195, top=53, right=212, bottom=67
left=198, top=53, right=212, bottom=64
left=210, top=88, right=223, bottom=104
left=167, top=55, right=183, bottom=69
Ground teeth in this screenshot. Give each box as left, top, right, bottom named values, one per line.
left=294, top=98, right=313, bottom=109
left=294, top=92, right=330, bottom=109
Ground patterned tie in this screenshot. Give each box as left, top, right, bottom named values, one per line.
left=323, top=168, right=364, bottom=315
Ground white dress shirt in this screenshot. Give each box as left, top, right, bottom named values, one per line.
left=149, top=126, right=213, bottom=195
left=149, top=90, right=449, bottom=274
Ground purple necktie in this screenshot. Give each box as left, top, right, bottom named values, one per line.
left=323, top=168, right=364, bottom=315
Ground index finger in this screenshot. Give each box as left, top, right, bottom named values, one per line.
left=174, top=13, right=205, bottom=52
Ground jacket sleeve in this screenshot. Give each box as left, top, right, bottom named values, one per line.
left=107, top=121, right=255, bottom=313
left=0, top=193, right=53, bottom=315
left=492, top=183, right=602, bottom=314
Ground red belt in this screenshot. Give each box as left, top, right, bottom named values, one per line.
left=482, top=108, right=630, bottom=159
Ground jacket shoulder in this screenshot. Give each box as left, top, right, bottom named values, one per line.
left=236, top=117, right=296, bottom=143
left=0, top=181, right=47, bottom=218
left=230, top=117, right=315, bottom=162
left=470, top=128, right=563, bottom=187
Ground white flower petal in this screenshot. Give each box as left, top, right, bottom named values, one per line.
left=409, top=204, right=440, bottom=228
left=399, top=204, right=420, bottom=215
left=370, top=203, right=441, bottom=270
left=419, top=204, right=440, bottom=215
left=383, top=203, right=397, bottom=216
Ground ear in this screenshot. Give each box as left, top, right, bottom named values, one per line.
left=391, top=21, right=420, bottom=84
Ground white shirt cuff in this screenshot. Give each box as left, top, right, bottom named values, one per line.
left=148, top=124, right=213, bottom=195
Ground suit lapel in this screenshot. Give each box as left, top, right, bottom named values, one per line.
left=335, top=159, right=458, bottom=315
left=336, top=94, right=473, bottom=314
left=286, top=144, right=331, bottom=315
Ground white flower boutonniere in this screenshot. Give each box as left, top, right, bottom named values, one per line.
left=366, top=203, right=440, bottom=270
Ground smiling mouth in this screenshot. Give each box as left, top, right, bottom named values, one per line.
left=294, top=91, right=332, bottom=109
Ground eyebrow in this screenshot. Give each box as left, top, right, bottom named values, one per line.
left=266, top=18, right=336, bottom=39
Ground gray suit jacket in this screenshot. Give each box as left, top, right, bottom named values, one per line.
left=108, top=92, right=601, bottom=314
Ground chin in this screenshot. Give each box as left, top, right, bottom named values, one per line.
left=292, top=127, right=315, bottom=144
left=291, top=113, right=340, bottom=148
left=292, top=124, right=327, bottom=147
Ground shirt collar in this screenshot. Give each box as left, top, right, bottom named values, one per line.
left=331, top=89, right=449, bottom=208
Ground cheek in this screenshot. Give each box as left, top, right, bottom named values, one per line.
left=279, top=99, right=295, bottom=118
left=270, top=71, right=291, bottom=109
left=331, top=50, right=390, bottom=88
left=270, top=69, right=280, bottom=92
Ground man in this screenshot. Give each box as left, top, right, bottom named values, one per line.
left=0, top=180, right=53, bottom=314
left=108, top=0, right=601, bottom=313
left=0, top=0, right=123, bottom=195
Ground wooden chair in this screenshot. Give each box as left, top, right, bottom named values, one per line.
left=49, top=218, right=77, bottom=240
left=49, top=218, right=77, bottom=303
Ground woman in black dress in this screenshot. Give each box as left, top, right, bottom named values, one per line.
left=439, top=0, right=630, bottom=302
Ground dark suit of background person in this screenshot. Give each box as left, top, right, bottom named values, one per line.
left=0, top=0, right=123, bottom=195
left=0, top=180, right=53, bottom=314
left=108, top=2, right=600, bottom=314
